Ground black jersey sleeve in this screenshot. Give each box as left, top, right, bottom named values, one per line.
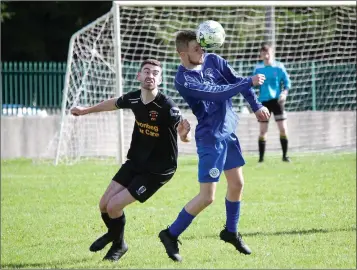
left=115, top=94, right=131, bottom=109
left=166, top=98, right=182, bottom=128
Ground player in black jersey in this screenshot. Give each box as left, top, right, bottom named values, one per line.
left=70, top=59, right=191, bottom=262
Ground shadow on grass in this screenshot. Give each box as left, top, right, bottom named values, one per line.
left=185, top=226, right=356, bottom=240
left=244, top=227, right=356, bottom=237
left=1, top=256, right=92, bottom=269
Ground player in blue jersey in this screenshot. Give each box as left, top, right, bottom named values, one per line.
left=158, top=30, right=270, bottom=262
left=253, top=42, right=292, bottom=163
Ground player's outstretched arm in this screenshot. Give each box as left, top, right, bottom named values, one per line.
left=240, top=74, right=267, bottom=112
left=175, top=72, right=265, bottom=105
left=177, top=119, right=191, bottom=143
left=70, top=97, right=118, bottom=116
left=175, top=77, right=252, bottom=102
left=216, top=56, right=265, bottom=112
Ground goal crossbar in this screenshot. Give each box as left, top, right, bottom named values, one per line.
left=114, top=1, right=356, bottom=6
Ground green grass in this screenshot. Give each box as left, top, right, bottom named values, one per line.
left=1, top=153, right=356, bottom=269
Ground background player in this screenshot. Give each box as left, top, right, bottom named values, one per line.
left=253, top=42, right=292, bottom=162
left=158, top=30, right=270, bottom=262
left=70, top=59, right=191, bottom=262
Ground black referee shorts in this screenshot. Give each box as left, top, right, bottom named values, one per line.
left=112, top=160, right=175, bottom=203
left=259, top=99, right=287, bottom=123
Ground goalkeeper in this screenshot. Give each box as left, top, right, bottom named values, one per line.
left=253, top=42, right=292, bottom=163
left=70, top=59, right=191, bottom=262
left=158, top=30, right=270, bottom=262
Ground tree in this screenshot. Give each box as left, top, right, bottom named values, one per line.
left=1, top=1, right=112, bottom=61
left=1, top=2, right=14, bottom=23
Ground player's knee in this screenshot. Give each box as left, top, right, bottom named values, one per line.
left=259, top=128, right=268, bottom=138
left=232, top=181, right=244, bottom=193
left=201, top=194, right=215, bottom=207
left=106, top=201, right=119, bottom=217
left=99, top=197, right=107, bottom=213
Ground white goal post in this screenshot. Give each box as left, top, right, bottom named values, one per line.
left=53, top=0, right=356, bottom=165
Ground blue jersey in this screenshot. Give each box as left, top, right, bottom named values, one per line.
left=253, top=60, right=291, bottom=102
left=175, top=53, right=262, bottom=144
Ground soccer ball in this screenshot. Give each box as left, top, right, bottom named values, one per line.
left=196, top=20, right=226, bottom=49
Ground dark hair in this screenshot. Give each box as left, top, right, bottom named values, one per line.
left=260, top=42, right=274, bottom=52
left=140, top=59, right=162, bottom=69
left=175, top=30, right=197, bottom=52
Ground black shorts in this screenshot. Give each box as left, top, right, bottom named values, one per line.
left=260, top=99, right=287, bottom=122
left=112, top=160, right=175, bottom=203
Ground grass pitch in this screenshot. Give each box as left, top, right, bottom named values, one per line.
left=1, top=153, right=356, bottom=269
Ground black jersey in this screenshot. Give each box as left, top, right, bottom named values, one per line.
left=115, top=90, right=182, bottom=173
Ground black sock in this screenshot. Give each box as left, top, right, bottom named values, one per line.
left=280, top=135, right=288, bottom=158
left=258, top=137, right=266, bottom=160
left=109, top=213, right=126, bottom=246
left=101, top=212, right=111, bottom=229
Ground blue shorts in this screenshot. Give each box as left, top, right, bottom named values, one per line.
left=196, top=133, right=245, bottom=183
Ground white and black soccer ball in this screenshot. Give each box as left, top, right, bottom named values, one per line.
left=196, top=20, right=226, bottom=49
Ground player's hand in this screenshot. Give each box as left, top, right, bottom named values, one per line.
left=177, top=119, right=191, bottom=142
left=278, top=92, right=287, bottom=104
left=255, top=106, right=270, bottom=121
left=251, top=74, right=266, bottom=86
left=177, top=119, right=190, bottom=136
left=70, top=106, right=88, bottom=116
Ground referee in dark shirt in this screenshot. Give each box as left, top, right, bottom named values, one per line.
left=70, top=59, right=191, bottom=262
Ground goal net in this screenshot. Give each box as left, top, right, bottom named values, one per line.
left=53, top=1, right=356, bottom=165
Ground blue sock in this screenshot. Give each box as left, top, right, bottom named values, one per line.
left=168, top=208, right=195, bottom=237
left=225, top=198, right=241, bottom=233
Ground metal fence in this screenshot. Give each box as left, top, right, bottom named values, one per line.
left=1, top=61, right=356, bottom=116
left=1, top=62, right=65, bottom=115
